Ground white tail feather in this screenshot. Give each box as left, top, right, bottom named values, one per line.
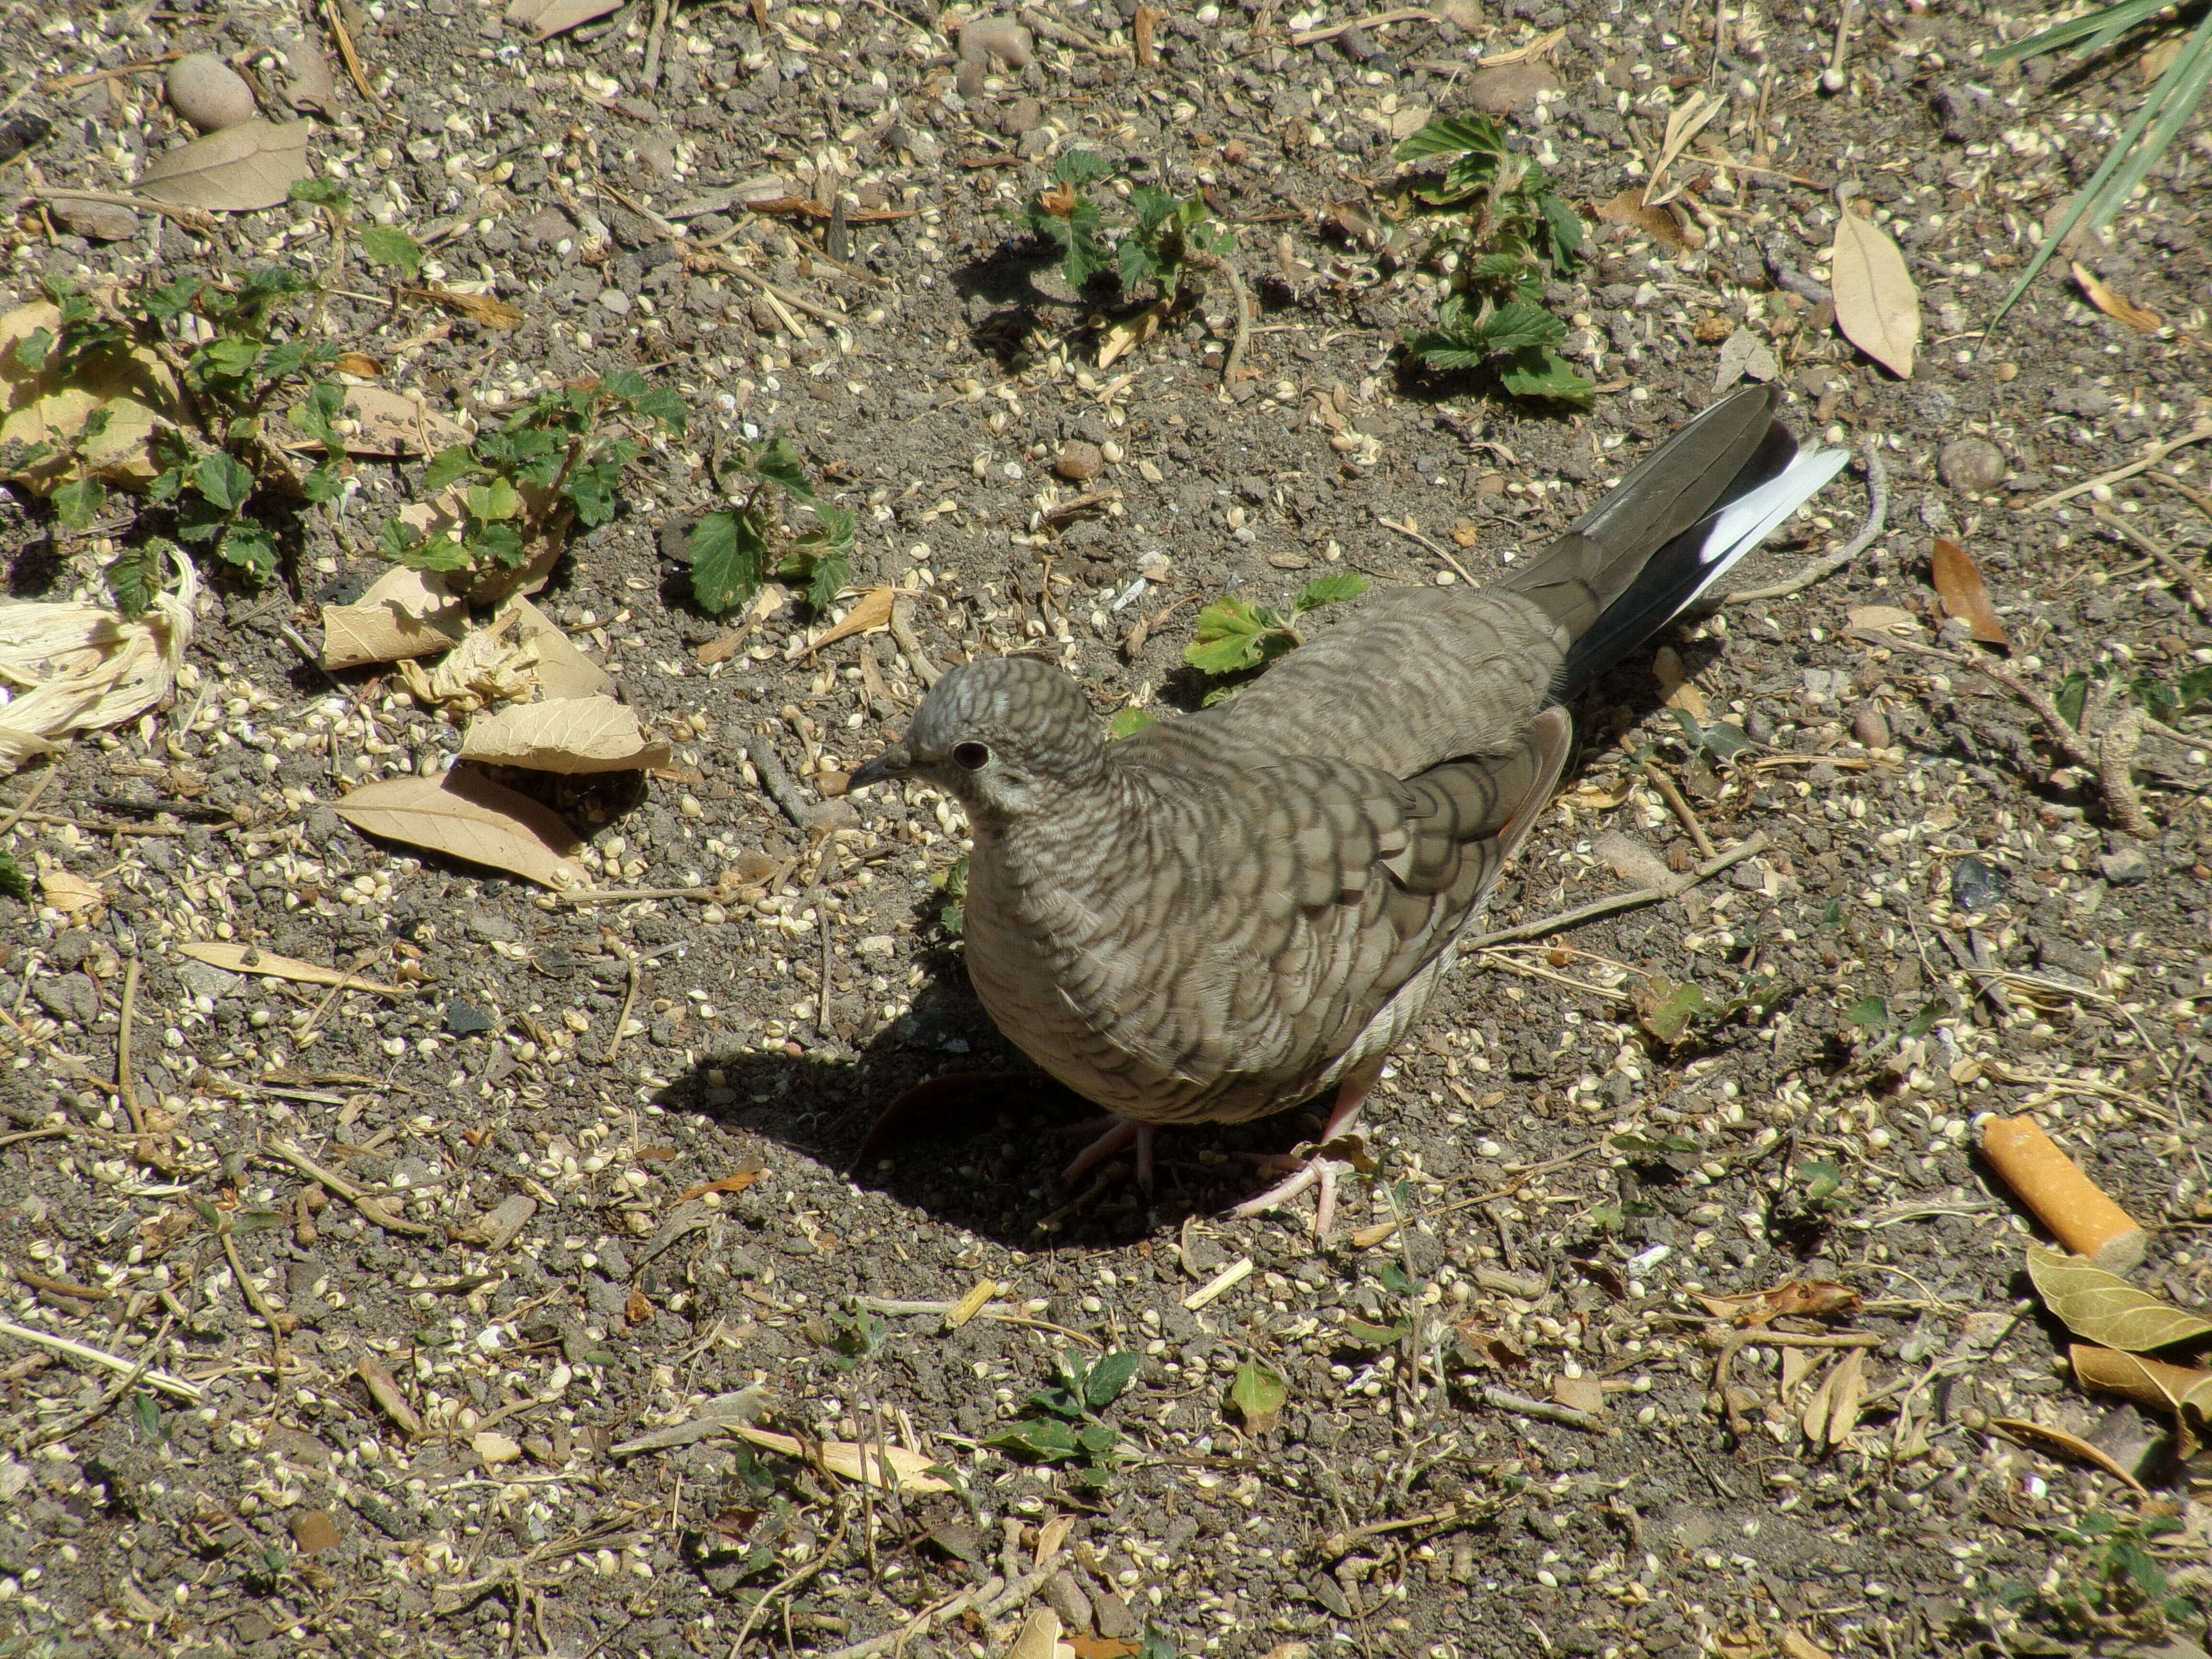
left=1676, top=445, right=1852, bottom=614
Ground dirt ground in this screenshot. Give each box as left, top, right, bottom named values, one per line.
left=3, top=0, right=2212, bottom=1655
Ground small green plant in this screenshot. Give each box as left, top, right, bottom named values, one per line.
left=822, top=1308, right=886, bottom=1372
left=1018, top=149, right=1230, bottom=306
left=986, top=1349, right=1141, bottom=1490
left=1992, top=1509, right=2199, bottom=1642
left=1185, top=572, right=1367, bottom=700
left=1394, top=115, right=1591, bottom=405
left=686, top=431, right=853, bottom=615
left=2056, top=661, right=2212, bottom=730
left=934, top=853, right=969, bottom=937
left=1228, top=1357, right=1288, bottom=1433
left=1632, top=968, right=1789, bottom=1046
left=385, top=370, right=684, bottom=584
left=0, top=848, right=28, bottom=902
left=15, top=269, right=349, bottom=583
left=1340, top=1258, right=1418, bottom=1347
left=1844, top=993, right=1942, bottom=1054
left=1107, top=706, right=1158, bottom=740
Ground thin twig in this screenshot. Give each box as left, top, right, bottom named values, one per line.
left=1726, top=439, right=1887, bottom=603
left=1480, top=1386, right=1611, bottom=1434
left=727, top=1505, right=848, bottom=1659
left=262, top=1137, right=441, bottom=1238
left=0, top=1317, right=202, bottom=1403
left=2152, top=469, right=2212, bottom=517
left=28, top=1317, right=176, bottom=1450
left=888, top=595, right=942, bottom=687
left=1843, top=628, right=2157, bottom=836
left=15, top=186, right=215, bottom=232
left=1467, top=832, right=1767, bottom=948
left=642, top=0, right=673, bottom=88
left=323, top=0, right=384, bottom=108
left=0, top=765, right=57, bottom=839
left=2020, top=418, right=2212, bottom=511
left=815, top=1563, right=1060, bottom=1659
left=2092, top=505, right=2212, bottom=621
left=1290, top=6, right=1435, bottom=44
left=1821, top=0, right=1858, bottom=91
left=687, top=251, right=853, bottom=326
left=1641, top=760, right=1715, bottom=857
left=1375, top=512, right=1478, bottom=585
left=743, top=733, right=836, bottom=832
left=606, top=958, right=644, bottom=1065
left=554, top=884, right=720, bottom=905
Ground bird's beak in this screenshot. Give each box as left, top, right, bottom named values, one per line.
left=848, top=744, right=912, bottom=790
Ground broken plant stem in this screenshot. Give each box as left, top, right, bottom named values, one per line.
left=1375, top=511, right=1479, bottom=585
left=1468, top=831, right=1767, bottom=948
left=1821, top=0, right=1857, bottom=91
left=726, top=1503, right=848, bottom=1659
left=1641, top=760, right=1715, bottom=857
left=2092, top=504, right=2212, bottom=621
left=0, top=1316, right=202, bottom=1403
left=263, top=1137, right=441, bottom=1238
left=1842, top=628, right=2157, bottom=836
left=814, top=1563, right=1061, bottom=1659
left=1726, top=438, right=1887, bottom=603
left=1480, top=1386, right=1610, bottom=1433
left=743, top=733, right=839, bottom=832
left=888, top=594, right=943, bottom=686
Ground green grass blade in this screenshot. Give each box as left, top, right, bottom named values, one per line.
left=1990, top=5, right=2212, bottom=326
left=1988, top=0, right=2169, bottom=64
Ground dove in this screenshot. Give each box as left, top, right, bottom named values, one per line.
left=850, top=386, right=1848, bottom=1234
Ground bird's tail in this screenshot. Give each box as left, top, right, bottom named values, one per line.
left=1501, top=385, right=1850, bottom=699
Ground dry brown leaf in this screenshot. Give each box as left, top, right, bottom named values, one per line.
left=138, top=119, right=313, bottom=212
left=1071, top=1638, right=1139, bottom=1659
left=320, top=565, right=465, bottom=670
left=459, top=698, right=673, bottom=774
left=397, top=622, right=539, bottom=711
left=1098, top=298, right=1172, bottom=369
left=1552, top=1374, right=1606, bottom=1416
left=676, top=1168, right=766, bottom=1203
left=1695, top=1279, right=1862, bottom=1327
left=332, top=352, right=383, bottom=377
left=1652, top=644, right=1707, bottom=717
left=506, top=0, right=625, bottom=39
left=1829, top=207, right=1920, bottom=379
left=1779, top=1630, right=1834, bottom=1659
left=357, top=1357, right=423, bottom=1437
left=280, top=35, right=339, bottom=115
left=1005, top=1609, right=1062, bottom=1659
left=1822, top=1347, right=1866, bottom=1448
left=1929, top=539, right=2009, bottom=648
left=2071, top=1344, right=2212, bottom=1431
left=2027, top=1244, right=2212, bottom=1353
left=1567, top=776, right=1635, bottom=809
left=342, top=386, right=471, bottom=455
left=803, top=588, right=900, bottom=657
left=2071, top=262, right=2161, bottom=332
left=1989, top=1416, right=2147, bottom=1496
left=173, top=941, right=407, bottom=996
left=39, top=869, right=105, bottom=916
left=1592, top=187, right=1695, bottom=250
left=1844, top=604, right=1922, bottom=636
left=334, top=767, right=587, bottom=889
left=729, top=1425, right=951, bottom=1492
left=506, top=596, right=613, bottom=700
left=0, top=549, right=197, bottom=773
left=0, top=300, right=175, bottom=492
left=1646, top=88, right=1724, bottom=204
left=403, top=286, right=525, bottom=329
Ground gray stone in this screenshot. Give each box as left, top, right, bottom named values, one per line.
left=1938, top=436, right=2006, bottom=493
left=2100, top=843, right=2151, bottom=885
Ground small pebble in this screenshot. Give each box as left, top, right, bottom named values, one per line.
left=1055, top=440, right=1105, bottom=482
left=2098, top=843, right=2150, bottom=885
left=1950, top=854, right=2005, bottom=913
left=1938, top=436, right=2006, bottom=493
left=53, top=200, right=140, bottom=241
left=1851, top=702, right=1890, bottom=749
left=167, top=53, right=258, bottom=132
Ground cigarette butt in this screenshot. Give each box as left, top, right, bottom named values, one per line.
left=1977, top=1114, right=2148, bottom=1271
left=2071, top=1345, right=2212, bottom=1416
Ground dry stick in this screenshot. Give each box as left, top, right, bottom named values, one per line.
left=816, top=1563, right=1060, bottom=1659
left=556, top=884, right=720, bottom=906
left=1291, top=5, right=1435, bottom=44
left=888, top=595, right=943, bottom=686
left=113, top=959, right=166, bottom=1166
left=42, top=52, right=184, bottom=91
left=2023, top=418, right=2212, bottom=511
left=2152, top=469, right=2212, bottom=517
left=1480, top=1387, right=1610, bottom=1434
left=1468, top=831, right=1767, bottom=949
left=2092, top=505, right=2212, bottom=621
left=17, top=186, right=214, bottom=232
left=606, top=957, right=644, bottom=1065
left=727, top=1506, right=848, bottom=1659
left=323, top=0, right=383, bottom=108
left=689, top=251, right=852, bottom=326
left=0, top=764, right=58, bottom=839
left=1641, top=760, right=1715, bottom=857
left=0, top=1317, right=202, bottom=1403
left=262, top=1137, right=440, bottom=1238
left=743, top=733, right=836, bottom=832
left=1820, top=0, right=1858, bottom=90
left=1726, top=440, right=1888, bottom=603
left=1375, top=512, right=1479, bottom=585
left=1843, top=628, right=2157, bottom=837
left=29, top=1316, right=176, bottom=1449
left=642, top=0, right=673, bottom=88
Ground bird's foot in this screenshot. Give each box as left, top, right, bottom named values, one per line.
left=1062, top=1116, right=1155, bottom=1190
left=1227, top=1146, right=1358, bottom=1240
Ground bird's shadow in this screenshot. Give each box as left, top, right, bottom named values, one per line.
left=653, top=968, right=1336, bottom=1249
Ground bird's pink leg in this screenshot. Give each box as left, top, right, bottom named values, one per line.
left=1063, top=1117, right=1156, bottom=1190
left=1228, top=1058, right=1382, bottom=1240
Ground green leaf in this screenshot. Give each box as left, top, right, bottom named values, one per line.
left=802, top=553, right=850, bottom=614
left=51, top=476, right=107, bottom=533
left=2129, top=673, right=2179, bottom=723
left=301, top=461, right=345, bottom=505
left=288, top=381, right=345, bottom=448
left=469, top=521, right=525, bottom=568
left=1186, top=596, right=1291, bottom=676
left=1636, top=976, right=1711, bottom=1044
left=2056, top=671, right=2091, bottom=730
left=1395, top=113, right=1507, bottom=163
left=634, top=385, right=687, bottom=433
left=810, top=500, right=857, bottom=555
left=1052, top=148, right=1113, bottom=188
left=404, top=531, right=470, bottom=572
left=1378, top=1262, right=1415, bottom=1295
left=1700, top=721, right=1754, bottom=762
left=1404, top=336, right=1492, bottom=373
left=688, top=509, right=769, bottom=614
left=288, top=177, right=352, bottom=212
left=1539, top=192, right=1587, bottom=271
left=1798, top=1158, right=1843, bottom=1203
left=1293, top=571, right=1368, bottom=613
left=194, top=450, right=254, bottom=512
left=1229, top=1358, right=1288, bottom=1433
left=361, top=224, right=424, bottom=282
left=107, top=540, right=170, bottom=618
left=196, top=336, right=264, bottom=383
left=219, top=520, right=279, bottom=581
left=1472, top=301, right=1565, bottom=354
left=422, top=444, right=481, bottom=491
left=1076, top=1420, right=1119, bottom=1456
left=1341, top=1316, right=1410, bottom=1346
left=1108, top=707, right=1158, bottom=740
left=1083, top=1350, right=1142, bottom=1412
left=1136, top=1625, right=1179, bottom=1659
left=0, top=848, right=28, bottom=902
left=1847, top=994, right=1890, bottom=1034
left=2178, top=664, right=2212, bottom=709
left=1059, top=223, right=1112, bottom=289
left=466, top=477, right=524, bottom=522
left=1903, top=999, right=1944, bottom=1039
left=174, top=493, right=230, bottom=544
left=1500, top=345, right=1595, bottom=404
left=12, top=327, right=54, bottom=372
left=746, top=432, right=815, bottom=498
left=986, top=1418, right=1082, bottom=1461
left=142, top=278, right=204, bottom=322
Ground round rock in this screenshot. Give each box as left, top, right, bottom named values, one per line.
left=1055, top=440, right=1105, bottom=482
left=1938, top=436, right=2006, bottom=493
left=167, top=53, right=258, bottom=132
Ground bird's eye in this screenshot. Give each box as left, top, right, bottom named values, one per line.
left=952, top=741, right=991, bottom=770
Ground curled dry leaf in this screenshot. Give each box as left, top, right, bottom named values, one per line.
left=397, top=613, right=539, bottom=710
left=1800, top=1347, right=1866, bottom=1449
left=39, top=869, right=105, bottom=916
left=334, top=766, right=588, bottom=889
left=279, top=33, right=340, bottom=115
left=1592, top=186, right=1697, bottom=251
left=1929, top=539, right=2009, bottom=648
left=173, top=941, right=407, bottom=997
left=803, top=588, right=900, bottom=658
left=2070, top=262, right=2161, bottom=333
left=507, top=597, right=614, bottom=700
left=0, top=300, right=175, bottom=492
left=507, top=0, right=625, bottom=40
left=2026, top=1243, right=2212, bottom=1353
left=1695, top=1279, right=1862, bottom=1328
left=1652, top=645, right=1707, bottom=717
left=2071, top=1344, right=2212, bottom=1438
left=459, top=698, right=673, bottom=775
left=1828, top=207, right=1920, bottom=379
left=1713, top=326, right=1777, bottom=391
left=1006, top=1610, right=1061, bottom=1659
left=729, top=1424, right=951, bottom=1492
left=320, top=565, right=466, bottom=670
left=403, top=286, right=525, bottom=329
left=356, top=1356, right=422, bottom=1436
left=1987, top=1416, right=2147, bottom=1496
left=0, top=548, right=197, bottom=774
left=138, top=119, right=313, bottom=212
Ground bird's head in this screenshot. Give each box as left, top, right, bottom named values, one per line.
left=849, top=656, right=1105, bottom=820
